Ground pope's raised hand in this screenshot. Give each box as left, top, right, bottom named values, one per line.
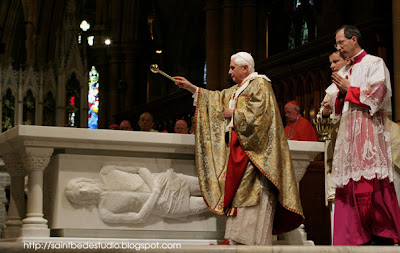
left=173, top=76, right=197, bottom=94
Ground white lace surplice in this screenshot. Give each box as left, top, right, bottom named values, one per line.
left=330, top=54, right=393, bottom=189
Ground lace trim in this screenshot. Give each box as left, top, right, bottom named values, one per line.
left=330, top=108, right=393, bottom=188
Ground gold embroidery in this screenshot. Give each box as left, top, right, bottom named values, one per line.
left=195, top=77, right=304, bottom=232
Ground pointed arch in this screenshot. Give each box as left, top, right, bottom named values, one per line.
left=1, top=64, right=18, bottom=97
left=22, top=66, right=39, bottom=98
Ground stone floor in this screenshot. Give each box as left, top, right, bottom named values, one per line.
left=0, top=239, right=398, bottom=253
left=0, top=243, right=399, bottom=253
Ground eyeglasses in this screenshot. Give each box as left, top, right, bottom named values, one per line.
left=334, top=39, right=347, bottom=49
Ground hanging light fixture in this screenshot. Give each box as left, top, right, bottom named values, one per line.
left=80, top=20, right=90, bottom=31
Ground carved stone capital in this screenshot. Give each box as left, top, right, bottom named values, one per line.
left=21, top=147, right=53, bottom=172
left=3, top=153, right=26, bottom=176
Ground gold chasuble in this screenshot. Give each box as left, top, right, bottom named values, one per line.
left=194, top=76, right=304, bottom=234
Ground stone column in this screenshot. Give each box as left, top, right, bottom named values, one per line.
left=17, top=69, right=24, bottom=126
left=95, top=52, right=109, bottom=129
left=56, top=73, right=66, bottom=127
left=123, top=48, right=137, bottom=110
left=108, top=51, right=121, bottom=125
left=80, top=73, right=89, bottom=128
left=222, top=0, right=234, bottom=89
left=2, top=153, right=26, bottom=238
left=205, top=0, right=220, bottom=90
left=36, top=69, right=44, bottom=126
left=20, top=147, right=53, bottom=237
left=393, top=0, right=400, bottom=121
left=241, top=0, right=257, bottom=54
left=0, top=171, right=10, bottom=238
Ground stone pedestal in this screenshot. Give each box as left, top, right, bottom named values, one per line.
left=2, top=153, right=26, bottom=239
left=0, top=168, right=10, bottom=238
left=20, top=147, right=53, bottom=237
left=277, top=140, right=325, bottom=245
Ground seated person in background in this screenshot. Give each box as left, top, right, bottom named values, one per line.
left=138, top=112, right=158, bottom=132
left=284, top=101, right=317, bottom=141
left=174, top=119, right=189, bottom=134
left=109, top=124, right=120, bottom=130
left=120, top=120, right=133, bottom=131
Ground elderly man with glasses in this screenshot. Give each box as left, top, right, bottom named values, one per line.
left=174, top=119, right=189, bottom=134
left=284, top=100, right=317, bottom=141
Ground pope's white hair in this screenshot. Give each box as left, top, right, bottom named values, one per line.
left=231, top=52, right=255, bottom=73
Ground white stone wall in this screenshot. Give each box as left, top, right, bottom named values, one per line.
left=0, top=158, right=10, bottom=238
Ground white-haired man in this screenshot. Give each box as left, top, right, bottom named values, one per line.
left=173, top=52, right=303, bottom=245
left=284, top=100, right=317, bottom=141
left=174, top=119, right=189, bottom=134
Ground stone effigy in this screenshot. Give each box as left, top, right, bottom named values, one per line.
left=65, top=165, right=208, bottom=223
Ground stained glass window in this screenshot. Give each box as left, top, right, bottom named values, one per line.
left=88, top=66, right=99, bottom=129
left=203, top=61, right=207, bottom=85
left=301, top=21, right=309, bottom=44
left=289, top=0, right=316, bottom=48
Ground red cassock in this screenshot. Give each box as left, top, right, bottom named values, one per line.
left=331, top=50, right=400, bottom=245
left=284, top=115, right=318, bottom=141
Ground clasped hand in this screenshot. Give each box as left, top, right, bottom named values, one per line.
left=224, top=109, right=233, bottom=119
left=332, top=72, right=350, bottom=94
left=321, top=100, right=332, bottom=115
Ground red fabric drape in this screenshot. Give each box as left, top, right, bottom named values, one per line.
left=224, top=130, right=248, bottom=211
